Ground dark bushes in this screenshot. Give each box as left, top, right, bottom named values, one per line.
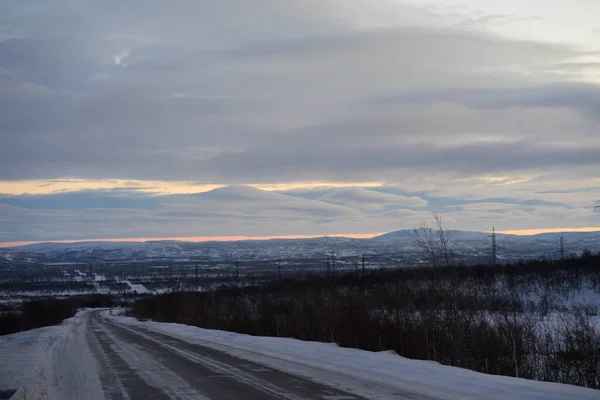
left=21, top=299, right=76, bottom=329
left=130, top=254, right=600, bottom=389
left=0, top=294, right=117, bottom=335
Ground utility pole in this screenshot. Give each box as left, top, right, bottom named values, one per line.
left=361, top=253, right=366, bottom=275
left=594, top=206, right=599, bottom=253
left=488, top=227, right=497, bottom=266
left=277, top=260, right=281, bottom=281
left=235, top=260, right=239, bottom=283
left=560, top=236, right=564, bottom=261
left=331, top=251, right=336, bottom=277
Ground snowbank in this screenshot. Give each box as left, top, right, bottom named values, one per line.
left=106, top=312, right=600, bottom=400
left=0, top=325, right=57, bottom=398
left=0, top=310, right=103, bottom=400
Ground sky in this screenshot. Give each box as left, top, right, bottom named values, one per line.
left=1, top=0, right=600, bottom=244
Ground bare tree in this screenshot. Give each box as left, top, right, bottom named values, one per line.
left=325, top=236, right=342, bottom=277
left=413, top=211, right=454, bottom=268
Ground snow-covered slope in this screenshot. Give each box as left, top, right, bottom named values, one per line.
left=2, top=230, right=600, bottom=264
left=106, top=312, right=600, bottom=400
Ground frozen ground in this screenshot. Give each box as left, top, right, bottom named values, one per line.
left=1, top=309, right=599, bottom=399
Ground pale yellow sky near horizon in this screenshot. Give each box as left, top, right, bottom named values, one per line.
left=1, top=178, right=599, bottom=246
left=0, top=179, right=386, bottom=195
left=0, top=175, right=537, bottom=195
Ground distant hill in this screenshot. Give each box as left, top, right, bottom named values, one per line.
left=374, top=229, right=491, bottom=240
left=2, top=229, right=600, bottom=264
left=527, top=231, right=600, bottom=240
left=13, top=241, right=142, bottom=251
left=373, top=230, right=414, bottom=239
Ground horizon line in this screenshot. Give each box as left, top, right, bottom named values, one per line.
left=0, top=232, right=386, bottom=248
left=496, top=226, right=600, bottom=236
left=2, top=226, right=600, bottom=248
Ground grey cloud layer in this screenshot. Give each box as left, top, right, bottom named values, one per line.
left=1, top=1, right=598, bottom=183
left=2, top=186, right=598, bottom=242
left=0, top=186, right=420, bottom=241
left=1, top=1, right=600, bottom=240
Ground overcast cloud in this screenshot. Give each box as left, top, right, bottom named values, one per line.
left=1, top=0, right=599, bottom=242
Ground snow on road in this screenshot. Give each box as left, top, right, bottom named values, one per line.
left=2, top=308, right=600, bottom=400
left=0, top=326, right=54, bottom=398
left=107, top=311, right=600, bottom=400
left=0, top=310, right=103, bottom=400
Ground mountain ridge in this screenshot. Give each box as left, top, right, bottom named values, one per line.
left=5, top=228, right=600, bottom=250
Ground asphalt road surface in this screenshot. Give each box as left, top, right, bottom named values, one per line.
left=5, top=310, right=597, bottom=400
left=86, top=310, right=373, bottom=400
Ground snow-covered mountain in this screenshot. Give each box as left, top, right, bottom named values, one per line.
left=1, top=229, right=599, bottom=264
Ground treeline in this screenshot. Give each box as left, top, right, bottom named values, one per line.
left=131, top=253, right=600, bottom=389
left=0, top=295, right=116, bottom=335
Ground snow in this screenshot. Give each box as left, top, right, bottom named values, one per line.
left=106, top=312, right=600, bottom=400
left=0, top=310, right=103, bottom=400
left=46, top=310, right=104, bottom=400
left=6, top=229, right=600, bottom=264
left=91, top=281, right=109, bottom=295
left=0, top=326, right=56, bottom=398
left=120, top=279, right=149, bottom=294
left=3, top=309, right=599, bottom=399
left=92, top=318, right=205, bottom=399
left=561, top=286, right=600, bottom=308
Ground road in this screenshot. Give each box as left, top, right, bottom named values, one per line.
left=4, top=310, right=597, bottom=399
left=85, top=310, right=371, bottom=400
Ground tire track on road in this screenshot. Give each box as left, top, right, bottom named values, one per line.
left=100, top=313, right=367, bottom=400
left=92, top=318, right=207, bottom=400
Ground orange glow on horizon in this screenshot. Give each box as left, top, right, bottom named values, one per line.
left=497, top=227, right=600, bottom=236
left=0, top=232, right=386, bottom=249
left=3, top=227, right=600, bottom=248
